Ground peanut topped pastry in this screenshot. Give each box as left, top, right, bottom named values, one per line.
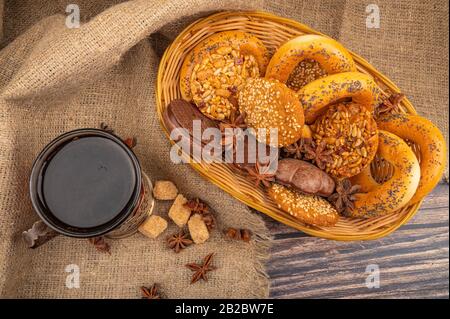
left=239, top=78, right=305, bottom=147
left=309, top=102, right=378, bottom=179
left=180, top=31, right=269, bottom=121
left=190, top=46, right=259, bottom=120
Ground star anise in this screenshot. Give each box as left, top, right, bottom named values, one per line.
left=186, top=253, right=217, bottom=284
left=100, top=122, right=114, bottom=133
left=328, top=179, right=362, bottom=215
left=167, top=230, right=193, bottom=253
left=282, top=137, right=312, bottom=159
left=141, top=284, right=161, bottom=299
left=200, top=214, right=216, bottom=231
left=375, top=93, right=405, bottom=118
left=303, top=140, right=333, bottom=170
left=221, top=112, right=247, bottom=130
left=220, top=112, right=247, bottom=153
left=184, top=198, right=216, bottom=231
left=88, top=236, right=111, bottom=254
left=228, top=96, right=239, bottom=112
left=123, top=137, right=137, bottom=148
left=245, top=160, right=276, bottom=188
left=184, top=198, right=208, bottom=214
left=22, top=220, right=58, bottom=248
left=224, top=227, right=252, bottom=242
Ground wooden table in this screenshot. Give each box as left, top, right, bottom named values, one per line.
left=266, top=182, right=449, bottom=299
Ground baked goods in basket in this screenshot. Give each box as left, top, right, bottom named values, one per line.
left=238, top=78, right=304, bottom=147
left=157, top=12, right=447, bottom=237
left=349, top=130, right=421, bottom=218
left=376, top=113, right=447, bottom=204
left=265, top=35, right=356, bottom=84
left=310, top=102, right=378, bottom=179
left=180, top=31, right=269, bottom=121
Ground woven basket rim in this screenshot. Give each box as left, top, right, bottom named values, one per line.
left=155, top=10, right=423, bottom=241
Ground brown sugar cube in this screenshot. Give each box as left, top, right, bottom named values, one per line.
left=188, top=214, right=209, bottom=244
left=138, top=215, right=168, bottom=239
left=153, top=180, right=178, bottom=200
left=168, top=194, right=191, bottom=227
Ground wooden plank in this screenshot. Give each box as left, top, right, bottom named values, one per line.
left=266, top=182, right=449, bottom=298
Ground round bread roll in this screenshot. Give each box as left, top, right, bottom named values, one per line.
left=239, top=78, right=305, bottom=147
left=180, top=31, right=269, bottom=101
left=310, top=102, right=379, bottom=179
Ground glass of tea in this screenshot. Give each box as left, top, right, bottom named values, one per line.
left=24, top=128, right=154, bottom=247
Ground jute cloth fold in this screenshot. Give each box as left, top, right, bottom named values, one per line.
left=0, top=0, right=448, bottom=298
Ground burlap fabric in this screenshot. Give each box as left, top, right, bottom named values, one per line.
left=0, top=0, right=448, bottom=298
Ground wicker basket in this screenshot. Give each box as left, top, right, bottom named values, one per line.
left=155, top=11, right=423, bottom=241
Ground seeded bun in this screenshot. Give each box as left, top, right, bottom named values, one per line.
left=239, top=78, right=305, bottom=147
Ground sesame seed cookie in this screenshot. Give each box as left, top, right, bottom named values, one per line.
left=267, top=183, right=339, bottom=227
left=239, top=78, right=305, bottom=147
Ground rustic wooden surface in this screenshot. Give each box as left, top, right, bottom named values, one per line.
left=265, top=182, right=449, bottom=299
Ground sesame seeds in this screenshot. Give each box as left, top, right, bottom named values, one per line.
left=268, top=184, right=339, bottom=227
left=239, top=78, right=305, bottom=147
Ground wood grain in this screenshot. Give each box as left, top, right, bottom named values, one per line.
left=265, top=182, right=449, bottom=299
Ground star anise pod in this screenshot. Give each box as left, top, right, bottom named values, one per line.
left=141, top=284, right=161, bottom=299
left=282, top=137, right=312, bottom=159
left=228, top=96, right=239, bottom=113
left=328, top=179, right=362, bottom=215
left=88, top=236, right=111, bottom=255
left=220, top=112, right=247, bottom=130
left=99, top=122, right=114, bottom=133
left=375, top=93, right=405, bottom=118
left=186, top=253, right=217, bottom=284
left=245, top=160, right=276, bottom=188
left=184, top=198, right=208, bottom=214
left=219, top=112, right=247, bottom=153
left=303, top=140, right=333, bottom=170
left=167, top=230, right=193, bottom=253
left=22, top=220, right=58, bottom=248
left=224, top=227, right=252, bottom=242
left=184, top=198, right=216, bottom=231
left=200, top=214, right=216, bottom=231
left=123, top=137, right=137, bottom=148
